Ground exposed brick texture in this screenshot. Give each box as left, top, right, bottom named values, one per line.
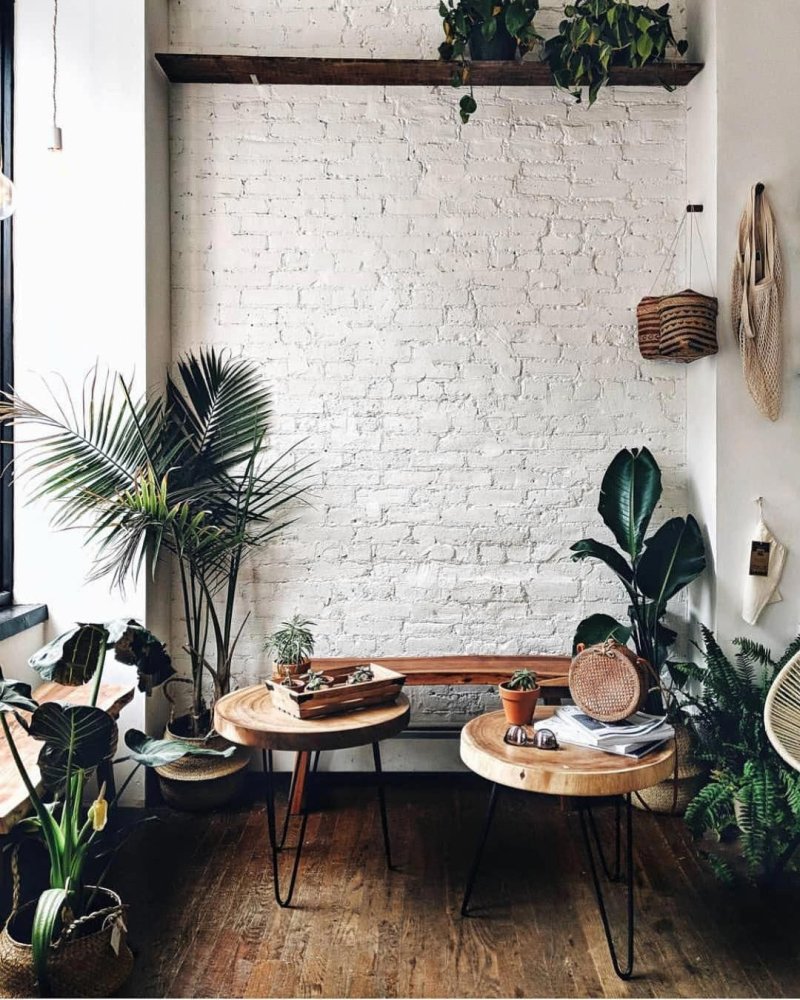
left=169, top=2, right=689, bottom=720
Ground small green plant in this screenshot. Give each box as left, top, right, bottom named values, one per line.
left=347, top=665, right=375, bottom=685
left=304, top=669, right=329, bottom=692
left=438, top=0, right=541, bottom=122
left=505, top=668, right=539, bottom=691
left=265, top=616, right=315, bottom=672
left=680, top=627, right=800, bottom=885
left=545, top=0, right=688, bottom=106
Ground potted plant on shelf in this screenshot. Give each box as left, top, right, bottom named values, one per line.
left=545, top=0, right=688, bottom=106
left=682, top=627, right=800, bottom=885
left=0, top=348, right=311, bottom=811
left=438, top=0, right=541, bottom=122
left=499, top=668, right=541, bottom=725
left=0, top=621, right=230, bottom=998
left=265, top=615, right=316, bottom=685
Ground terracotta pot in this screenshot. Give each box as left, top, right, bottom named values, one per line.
left=499, top=683, right=541, bottom=726
left=0, top=887, right=133, bottom=998
left=155, top=712, right=250, bottom=811
left=272, top=659, right=310, bottom=682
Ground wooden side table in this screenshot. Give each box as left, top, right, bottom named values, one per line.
left=214, top=686, right=410, bottom=907
left=459, top=709, right=675, bottom=980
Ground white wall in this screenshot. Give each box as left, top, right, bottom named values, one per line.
left=9, top=0, right=170, bottom=802
left=168, top=1, right=692, bottom=745
left=687, top=0, right=800, bottom=656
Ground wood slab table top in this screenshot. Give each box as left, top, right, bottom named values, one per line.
left=0, top=680, right=136, bottom=835
left=460, top=709, right=675, bottom=798
left=214, top=686, right=411, bottom=752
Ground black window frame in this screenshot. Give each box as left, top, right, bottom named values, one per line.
left=0, top=0, right=12, bottom=608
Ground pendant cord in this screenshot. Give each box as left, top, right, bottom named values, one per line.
left=52, top=0, right=58, bottom=130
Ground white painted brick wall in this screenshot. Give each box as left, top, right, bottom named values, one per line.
left=169, top=1, right=689, bottom=725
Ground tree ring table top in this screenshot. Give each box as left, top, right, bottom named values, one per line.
left=214, top=686, right=411, bottom=751
left=460, top=709, right=675, bottom=797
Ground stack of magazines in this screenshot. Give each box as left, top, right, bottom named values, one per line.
left=533, top=705, right=674, bottom=759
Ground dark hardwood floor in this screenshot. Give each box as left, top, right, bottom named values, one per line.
left=112, top=778, right=800, bottom=998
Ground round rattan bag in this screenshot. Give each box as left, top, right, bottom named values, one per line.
left=569, top=640, right=649, bottom=722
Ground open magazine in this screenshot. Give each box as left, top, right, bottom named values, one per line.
left=533, top=706, right=674, bottom=759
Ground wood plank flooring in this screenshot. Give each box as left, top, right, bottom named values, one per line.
left=113, top=778, right=800, bottom=998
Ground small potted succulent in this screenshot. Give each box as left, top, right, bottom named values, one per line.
left=265, top=615, right=316, bottom=684
left=303, top=669, right=333, bottom=692
left=347, top=665, right=375, bottom=685
left=499, top=668, right=541, bottom=725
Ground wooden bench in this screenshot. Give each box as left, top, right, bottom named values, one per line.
left=289, top=654, right=571, bottom=812
left=0, top=680, right=136, bottom=834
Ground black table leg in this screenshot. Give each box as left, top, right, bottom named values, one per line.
left=460, top=782, right=500, bottom=917
left=262, top=748, right=319, bottom=908
left=578, top=794, right=634, bottom=980
left=372, top=741, right=394, bottom=868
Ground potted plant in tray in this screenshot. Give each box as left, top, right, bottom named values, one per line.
left=265, top=615, right=316, bottom=687
left=545, top=0, right=688, bottom=106
left=438, top=0, right=541, bottom=122
left=499, top=668, right=541, bottom=725
left=0, top=348, right=311, bottom=811
left=0, top=621, right=231, bottom=998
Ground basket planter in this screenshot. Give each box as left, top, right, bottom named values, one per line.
left=0, top=887, right=133, bottom=999
left=633, top=724, right=707, bottom=816
left=658, top=288, right=718, bottom=362
left=498, top=683, right=541, bottom=726
left=468, top=21, right=517, bottom=60
left=155, top=713, right=249, bottom=811
left=636, top=295, right=663, bottom=359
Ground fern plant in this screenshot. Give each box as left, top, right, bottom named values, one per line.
left=681, top=627, right=800, bottom=884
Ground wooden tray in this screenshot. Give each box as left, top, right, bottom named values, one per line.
left=264, top=663, right=406, bottom=720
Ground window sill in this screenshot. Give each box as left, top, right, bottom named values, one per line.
left=0, top=604, right=48, bottom=642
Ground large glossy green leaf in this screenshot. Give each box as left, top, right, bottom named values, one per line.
left=29, top=704, right=117, bottom=789
left=122, top=729, right=235, bottom=767
left=637, top=515, right=706, bottom=606
left=106, top=619, right=175, bottom=693
left=28, top=624, right=108, bottom=686
left=570, top=538, right=634, bottom=587
left=572, top=614, right=632, bottom=654
left=597, top=447, right=662, bottom=560
left=0, top=675, right=37, bottom=714
left=32, top=888, right=72, bottom=989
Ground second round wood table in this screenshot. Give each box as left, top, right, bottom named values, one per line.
left=459, top=709, right=675, bottom=980
left=215, top=686, right=410, bottom=907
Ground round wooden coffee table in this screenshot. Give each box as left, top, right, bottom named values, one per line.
left=215, top=687, right=410, bottom=907
left=459, top=709, right=675, bottom=980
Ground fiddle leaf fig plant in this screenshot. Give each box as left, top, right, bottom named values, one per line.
left=545, top=0, right=688, bottom=106
left=570, top=447, right=706, bottom=713
left=438, top=0, right=541, bottom=122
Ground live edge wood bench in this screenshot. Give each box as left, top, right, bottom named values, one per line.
left=288, top=654, right=571, bottom=813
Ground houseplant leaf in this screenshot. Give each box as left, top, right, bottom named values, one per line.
left=29, top=704, right=117, bottom=789
left=570, top=538, right=634, bottom=587
left=106, top=619, right=175, bottom=693
left=597, top=446, right=662, bottom=560
left=0, top=676, right=37, bottom=714
left=637, top=515, right=706, bottom=605
left=31, top=887, right=71, bottom=989
left=28, top=624, right=109, bottom=686
left=572, top=613, right=632, bottom=654
left=122, top=729, right=236, bottom=767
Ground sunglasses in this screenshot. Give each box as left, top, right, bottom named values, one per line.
left=503, top=725, right=559, bottom=750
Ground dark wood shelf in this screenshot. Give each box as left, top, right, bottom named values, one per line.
left=155, top=53, right=703, bottom=88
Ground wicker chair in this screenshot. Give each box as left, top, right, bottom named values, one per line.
left=764, top=650, right=800, bottom=772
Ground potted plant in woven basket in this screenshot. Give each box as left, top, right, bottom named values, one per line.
left=569, top=446, right=707, bottom=813
left=0, top=348, right=311, bottom=812
left=499, top=668, right=541, bottom=725
left=0, top=621, right=231, bottom=998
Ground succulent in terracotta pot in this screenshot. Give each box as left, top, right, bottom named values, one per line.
left=265, top=615, right=316, bottom=682
left=499, top=668, right=541, bottom=725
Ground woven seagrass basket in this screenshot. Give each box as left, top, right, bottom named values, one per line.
left=569, top=640, right=649, bottom=723
left=633, top=723, right=708, bottom=815
left=659, top=288, right=718, bottom=362
left=0, top=887, right=133, bottom=998
left=636, top=295, right=664, bottom=359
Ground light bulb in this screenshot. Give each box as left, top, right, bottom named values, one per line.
left=0, top=171, right=14, bottom=220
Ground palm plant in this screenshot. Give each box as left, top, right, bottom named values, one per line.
left=680, top=628, right=800, bottom=884
left=1, top=621, right=230, bottom=989
left=0, top=349, right=311, bottom=736
left=570, top=447, right=706, bottom=713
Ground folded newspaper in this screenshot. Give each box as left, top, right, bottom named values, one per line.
left=533, top=706, right=674, bottom=759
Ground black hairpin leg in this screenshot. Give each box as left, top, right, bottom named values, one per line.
left=372, top=742, right=394, bottom=868
left=460, top=782, right=500, bottom=917
left=578, top=794, right=634, bottom=980
left=262, top=748, right=320, bottom=908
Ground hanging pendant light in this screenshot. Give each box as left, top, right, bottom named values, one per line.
left=48, top=0, right=62, bottom=151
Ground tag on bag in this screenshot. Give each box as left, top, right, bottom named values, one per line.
left=749, top=540, right=771, bottom=576
left=110, top=914, right=127, bottom=956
